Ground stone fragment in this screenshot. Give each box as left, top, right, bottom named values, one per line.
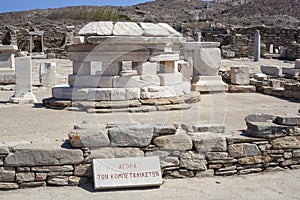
left=84, top=147, right=144, bottom=163
left=113, top=22, right=143, bottom=36
left=17, top=167, right=31, bottom=172
left=261, top=65, right=282, bottom=76
left=68, top=176, right=90, bottom=186
left=0, top=146, right=9, bottom=155
left=20, top=182, right=46, bottom=188
left=108, top=125, right=153, bottom=147
left=157, top=23, right=182, bottom=37
left=216, top=166, right=237, bottom=172
left=246, top=121, right=290, bottom=138
left=195, top=169, right=215, bottom=177
left=0, top=167, right=15, bottom=182
left=215, top=170, right=237, bottom=176
left=160, top=157, right=180, bottom=168
left=280, top=159, right=300, bottom=167
left=238, top=156, right=267, bottom=165
left=179, top=151, right=207, bottom=170
left=16, top=172, right=35, bottom=183
left=230, top=66, right=250, bottom=85
left=164, top=169, right=194, bottom=179
left=153, top=124, right=177, bottom=136
left=35, top=173, right=47, bottom=181
left=158, top=73, right=183, bottom=86
left=228, top=85, right=256, bottom=93
left=206, top=152, right=229, bottom=160
left=135, top=62, right=157, bottom=76
left=209, top=164, right=222, bottom=169
left=238, top=168, right=263, bottom=175
left=0, top=183, right=19, bottom=189
left=153, top=129, right=192, bottom=151
left=79, top=21, right=113, bottom=36
left=282, top=67, right=300, bottom=76
left=74, top=164, right=93, bottom=177
left=140, top=22, right=170, bottom=36
left=191, top=124, right=225, bottom=133
left=191, top=132, right=227, bottom=152
left=47, top=176, right=69, bottom=186
left=276, top=115, right=300, bottom=126
left=228, top=144, right=261, bottom=158
left=31, top=165, right=74, bottom=172
left=4, top=143, right=83, bottom=166
left=271, top=136, right=300, bottom=149
left=69, top=129, right=110, bottom=148
left=245, top=114, right=276, bottom=123
left=293, top=150, right=300, bottom=158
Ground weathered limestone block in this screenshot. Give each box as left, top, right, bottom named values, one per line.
left=158, top=73, right=183, bottom=86
left=108, top=125, right=153, bottom=147
left=228, top=144, right=261, bottom=158
left=39, top=62, right=56, bottom=87
left=113, top=75, right=160, bottom=88
left=31, top=165, right=74, bottom=172
left=47, top=176, right=69, bottom=186
left=261, top=65, right=282, bottom=76
left=238, top=156, right=267, bottom=165
left=35, top=173, right=47, bottom=181
left=153, top=129, right=193, bottom=151
left=179, top=151, right=207, bottom=171
left=84, top=147, right=144, bottom=163
left=69, top=129, right=110, bottom=148
left=87, top=88, right=112, bottom=101
left=276, top=115, right=300, bottom=126
left=293, top=150, right=300, bottom=158
left=164, top=169, right=194, bottom=179
left=68, top=176, right=90, bottom=186
left=153, top=124, right=177, bottom=136
left=140, top=22, right=170, bottom=37
left=271, top=136, right=300, bottom=149
left=230, top=66, right=250, bottom=85
left=190, top=133, right=227, bottom=152
left=68, top=75, right=115, bottom=88
left=0, top=183, right=19, bottom=189
left=281, top=159, right=300, bottom=167
left=74, top=164, right=93, bottom=177
left=79, top=21, right=114, bottom=36
left=228, top=85, right=256, bottom=93
left=16, top=172, right=35, bottom=183
left=195, top=169, right=215, bottom=177
left=197, top=48, right=221, bottom=76
left=157, top=23, right=182, bottom=37
left=239, top=168, right=263, bottom=175
left=0, top=167, right=15, bottom=182
left=282, top=67, right=300, bottom=76
left=206, top=152, right=229, bottom=160
left=245, top=114, right=276, bottom=123
left=182, top=124, right=225, bottom=133
left=20, top=181, right=46, bottom=188
left=246, top=121, right=291, bottom=138
left=4, top=143, right=83, bottom=166
left=160, top=157, right=180, bottom=168
left=111, top=88, right=127, bottom=101
left=113, top=22, right=143, bottom=36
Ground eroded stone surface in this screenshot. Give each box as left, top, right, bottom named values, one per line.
left=228, top=144, right=261, bottom=158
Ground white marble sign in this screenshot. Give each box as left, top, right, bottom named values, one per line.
left=93, top=157, right=162, bottom=190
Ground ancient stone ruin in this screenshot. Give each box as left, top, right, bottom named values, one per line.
left=45, top=22, right=229, bottom=111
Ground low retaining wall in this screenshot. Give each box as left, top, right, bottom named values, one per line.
left=1, top=118, right=299, bottom=190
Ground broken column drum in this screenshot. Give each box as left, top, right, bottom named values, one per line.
left=52, top=22, right=191, bottom=101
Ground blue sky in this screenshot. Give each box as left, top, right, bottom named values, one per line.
left=0, top=0, right=151, bottom=13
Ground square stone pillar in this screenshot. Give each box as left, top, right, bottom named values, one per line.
left=10, top=56, right=37, bottom=103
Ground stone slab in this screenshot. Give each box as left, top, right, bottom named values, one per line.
left=0, top=45, right=18, bottom=53
left=4, top=143, right=83, bottom=166
left=79, top=21, right=114, bottom=36
left=93, top=157, right=162, bottom=189
left=113, top=22, right=143, bottom=36
left=228, top=85, right=256, bottom=93
left=282, top=67, right=300, bottom=76
left=192, top=75, right=228, bottom=92
left=39, top=62, right=56, bottom=87
left=246, top=121, right=291, bottom=138
left=276, top=115, right=300, bottom=125
left=261, top=65, right=282, bottom=76
left=68, top=75, right=115, bottom=88
left=140, top=22, right=170, bottom=37
left=295, top=59, right=300, bottom=69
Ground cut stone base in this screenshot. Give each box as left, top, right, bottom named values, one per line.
left=192, top=76, right=228, bottom=93
left=228, top=85, right=256, bottom=93
left=9, top=93, right=37, bottom=104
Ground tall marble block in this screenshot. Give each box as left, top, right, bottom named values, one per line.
left=10, top=57, right=37, bottom=104
left=39, top=62, right=56, bottom=87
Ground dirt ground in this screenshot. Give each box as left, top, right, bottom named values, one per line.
left=0, top=58, right=299, bottom=198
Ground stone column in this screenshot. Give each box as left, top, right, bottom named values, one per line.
left=254, top=30, right=261, bottom=62
left=196, top=32, right=202, bottom=42
left=10, top=56, right=37, bottom=103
